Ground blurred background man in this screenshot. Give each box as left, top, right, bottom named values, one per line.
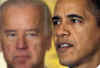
left=0, top=0, right=52, bottom=68
left=0, top=0, right=67, bottom=68
left=52, top=0, right=100, bottom=68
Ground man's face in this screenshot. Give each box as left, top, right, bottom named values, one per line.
left=1, top=5, right=49, bottom=68
left=53, top=0, right=100, bottom=66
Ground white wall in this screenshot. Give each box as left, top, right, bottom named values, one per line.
left=0, top=52, right=7, bottom=68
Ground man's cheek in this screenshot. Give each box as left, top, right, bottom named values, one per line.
left=30, top=39, right=42, bottom=49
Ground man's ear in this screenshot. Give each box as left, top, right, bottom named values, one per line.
left=46, top=36, right=52, bottom=51
left=0, top=41, right=2, bottom=51
left=0, top=36, right=2, bottom=51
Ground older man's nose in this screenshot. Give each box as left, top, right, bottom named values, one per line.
left=56, top=24, right=71, bottom=38
left=16, top=37, right=27, bottom=50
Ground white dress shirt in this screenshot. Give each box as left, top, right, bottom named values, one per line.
left=97, top=65, right=100, bottom=68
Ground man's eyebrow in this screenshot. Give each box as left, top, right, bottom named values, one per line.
left=25, top=29, right=40, bottom=32
left=67, top=14, right=84, bottom=19
left=52, top=16, right=61, bottom=21
left=4, top=30, right=16, bottom=33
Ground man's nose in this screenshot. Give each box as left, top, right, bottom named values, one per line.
left=16, top=36, right=27, bottom=50
left=56, top=24, right=71, bottom=38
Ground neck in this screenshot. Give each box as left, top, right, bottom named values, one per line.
left=8, top=63, right=45, bottom=68
left=73, top=50, right=100, bottom=68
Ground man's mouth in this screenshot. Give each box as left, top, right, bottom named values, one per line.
left=16, top=55, right=30, bottom=59
left=14, top=55, right=30, bottom=64
left=56, top=42, right=74, bottom=51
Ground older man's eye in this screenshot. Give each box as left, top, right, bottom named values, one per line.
left=7, top=33, right=16, bottom=38
left=29, top=33, right=37, bottom=36
left=26, top=32, right=38, bottom=38
left=71, top=18, right=82, bottom=23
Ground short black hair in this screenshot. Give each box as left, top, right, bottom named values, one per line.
left=91, top=0, right=100, bottom=9
left=88, top=0, right=100, bottom=27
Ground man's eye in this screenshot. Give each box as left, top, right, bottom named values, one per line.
left=71, top=18, right=82, bottom=23
left=53, top=20, right=60, bottom=26
left=29, top=33, right=37, bottom=36
left=7, top=33, right=16, bottom=38
left=52, top=16, right=61, bottom=26
left=26, top=32, right=38, bottom=38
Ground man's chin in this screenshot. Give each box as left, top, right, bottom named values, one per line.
left=59, top=58, right=79, bottom=67
left=14, top=64, right=32, bottom=68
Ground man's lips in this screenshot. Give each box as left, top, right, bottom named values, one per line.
left=56, top=42, right=74, bottom=50
left=14, top=55, right=30, bottom=64
left=16, top=55, right=30, bottom=58
left=15, top=54, right=30, bottom=59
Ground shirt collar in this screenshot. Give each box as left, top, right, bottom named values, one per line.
left=97, top=65, right=100, bottom=68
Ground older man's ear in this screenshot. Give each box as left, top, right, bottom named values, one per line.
left=0, top=37, right=2, bottom=51
left=0, top=42, right=2, bottom=51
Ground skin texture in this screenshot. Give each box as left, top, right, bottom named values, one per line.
left=0, top=4, right=51, bottom=68
left=53, top=0, right=100, bottom=68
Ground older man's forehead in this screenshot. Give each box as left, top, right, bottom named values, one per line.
left=1, top=4, right=45, bottom=30
left=3, top=4, right=44, bottom=19
left=3, top=3, right=44, bottom=12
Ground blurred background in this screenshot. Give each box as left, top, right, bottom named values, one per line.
left=0, top=0, right=67, bottom=68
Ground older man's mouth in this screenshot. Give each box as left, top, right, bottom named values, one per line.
left=14, top=54, right=30, bottom=64
left=56, top=43, right=74, bottom=52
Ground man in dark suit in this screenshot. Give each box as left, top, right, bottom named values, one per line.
left=52, top=0, right=100, bottom=68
